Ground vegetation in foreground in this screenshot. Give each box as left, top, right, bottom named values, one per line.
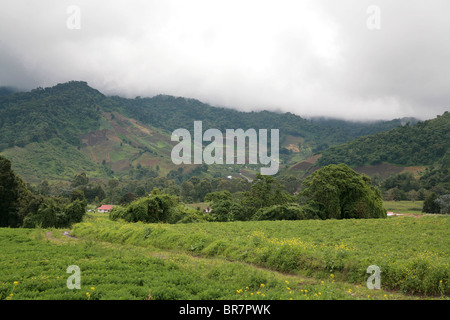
left=0, top=219, right=445, bottom=300
left=71, top=213, right=449, bottom=297
left=3, top=151, right=390, bottom=229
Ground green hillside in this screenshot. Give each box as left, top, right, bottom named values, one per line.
left=0, top=81, right=409, bottom=184
left=317, top=112, right=450, bottom=168
left=104, top=94, right=409, bottom=154
left=304, top=112, right=450, bottom=195
left=0, top=81, right=104, bottom=150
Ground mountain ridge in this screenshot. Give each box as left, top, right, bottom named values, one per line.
left=0, top=81, right=428, bottom=184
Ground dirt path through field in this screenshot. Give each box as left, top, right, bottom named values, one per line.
left=45, top=230, right=78, bottom=242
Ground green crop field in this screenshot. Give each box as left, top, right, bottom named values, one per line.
left=1, top=213, right=448, bottom=300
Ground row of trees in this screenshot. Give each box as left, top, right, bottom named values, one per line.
left=0, top=155, right=86, bottom=228
left=62, top=173, right=254, bottom=206
left=109, top=188, right=202, bottom=224
left=3, top=151, right=448, bottom=229
left=25, top=159, right=449, bottom=223
left=110, top=164, right=387, bottom=224
left=377, top=171, right=448, bottom=201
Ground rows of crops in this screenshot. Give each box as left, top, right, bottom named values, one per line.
left=2, top=226, right=420, bottom=300
left=71, top=214, right=449, bottom=296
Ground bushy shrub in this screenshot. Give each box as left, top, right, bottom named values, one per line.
left=252, top=203, right=307, bottom=221
left=422, top=192, right=440, bottom=213
left=435, top=194, right=450, bottom=214
left=208, top=200, right=245, bottom=222
left=109, top=193, right=204, bottom=224
left=23, top=196, right=86, bottom=228
left=65, top=199, right=87, bottom=224
left=109, top=205, right=127, bottom=221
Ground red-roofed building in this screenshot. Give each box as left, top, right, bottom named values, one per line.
left=97, top=205, right=114, bottom=213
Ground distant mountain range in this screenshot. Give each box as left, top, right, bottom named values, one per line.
left=1, top=80, right=444, bottom=185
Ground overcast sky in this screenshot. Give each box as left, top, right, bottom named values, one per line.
left=0, top=0, right=449, bottom=121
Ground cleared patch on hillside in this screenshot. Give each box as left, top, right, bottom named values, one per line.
left=289, top=154, right=321, bottom=170
left=401, top=166, right=427, bottom=178
left=284, top=154, right=322, bottom=178
left=354, top=163, right=404, bottom=178
left=78, top=112, right=177, bottom=174
left=354, top=163, right=427, bottom=178
left=283, top=135, right=304, bottom=153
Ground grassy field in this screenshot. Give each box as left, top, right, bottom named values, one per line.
left=383, top=200, right=424, bottom=214
left=189, top=200, right=425, bottom=215
left=1, top=211, right=448, bottom=300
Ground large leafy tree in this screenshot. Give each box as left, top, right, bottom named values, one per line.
left=71, top=172, right=89, bottom=188
left=1, top=155, right=88, bottom=228
left=300, top=164, right=386, bottom=219
left=244, top=174, right=296, bottom=209
left=0, top=155, right=31, bottom=227
left=205, top=175, right=298, bottom=221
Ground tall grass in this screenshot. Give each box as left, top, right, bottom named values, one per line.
left=71, top=215, right=450, bottom=296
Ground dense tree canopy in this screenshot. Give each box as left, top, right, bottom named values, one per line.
left=318, top=112, right=450, bottom=168
left=0, top=155, right=31, bottom=227
left=300, top=164, right=386, bottom=219
left=0, top=81, right=103, bottom=151
left=0, top=155, right=87, bottom=228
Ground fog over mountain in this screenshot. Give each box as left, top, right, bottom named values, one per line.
left=1, top=0, right=449, bottom=121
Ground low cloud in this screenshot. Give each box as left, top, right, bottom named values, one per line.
left=0, top=0, right=449, bottom=120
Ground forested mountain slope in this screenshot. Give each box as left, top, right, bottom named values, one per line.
left=317, top=112, right=449, bottom=168
left=0, top=81, right=411, bottom=183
